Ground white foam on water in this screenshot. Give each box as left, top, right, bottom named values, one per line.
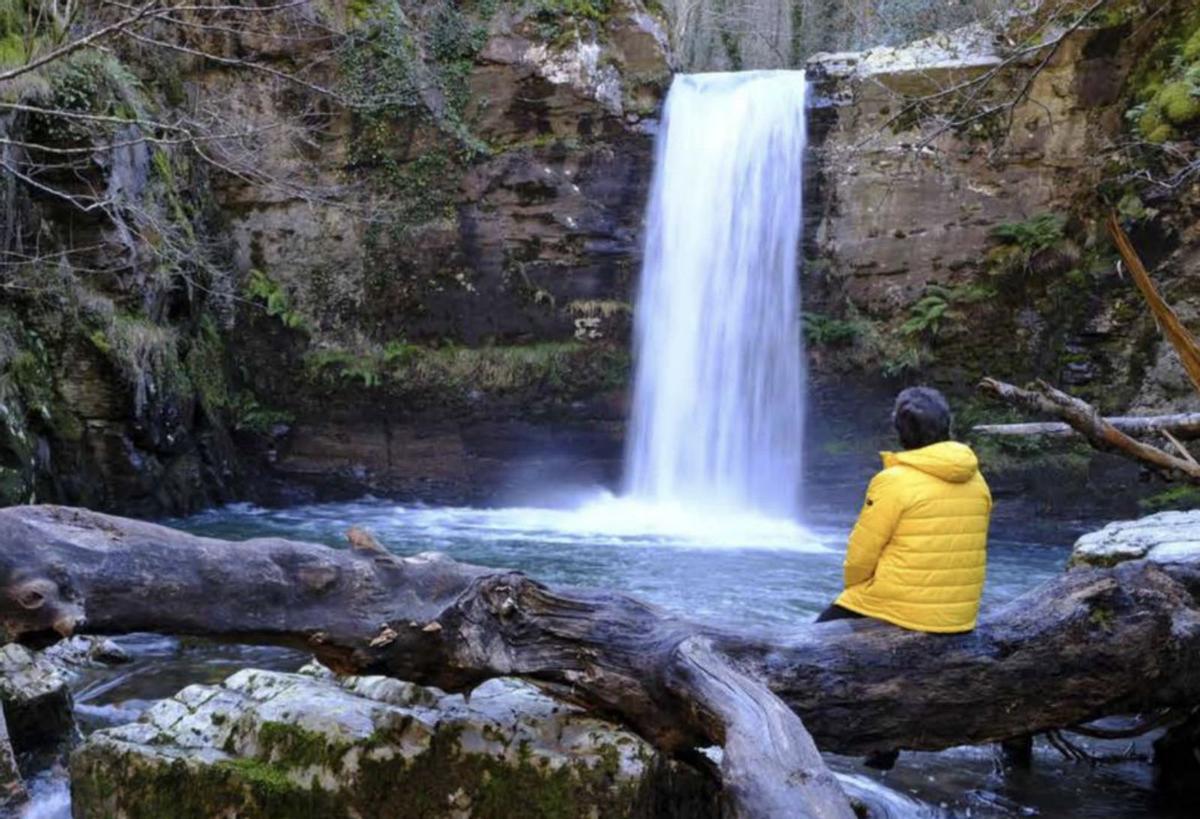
left=21, top=773, right=71, bottom=819
left=187, top=495, right=831, bottom=553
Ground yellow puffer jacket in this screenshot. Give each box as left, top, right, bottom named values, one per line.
left=835, top=441, right=991, bottom=633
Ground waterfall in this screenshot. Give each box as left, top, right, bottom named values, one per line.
left=625, top=71, right=809, bottom=519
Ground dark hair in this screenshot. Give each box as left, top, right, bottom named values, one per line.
left=893, top=387, right=951, bottom=450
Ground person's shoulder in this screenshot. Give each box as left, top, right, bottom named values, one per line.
left=869, top=465, right=914, bottom=492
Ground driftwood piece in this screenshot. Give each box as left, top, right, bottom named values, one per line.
left=973, top=413, right=1200, bottom=439
left=979, top=378, right=1200, bottom=482
left=2, top=506, right=1200, bottom=811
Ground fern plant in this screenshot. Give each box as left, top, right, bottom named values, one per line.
left=245, top=269, right=308, bottom=331
left=900, top=294, right=950, bottom=337
left=989, top=213, right=1066, bottom=253
left=802, top=312, right=861, bottom=346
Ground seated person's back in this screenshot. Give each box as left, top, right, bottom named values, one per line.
left=824, top=387, right=991, bottom=633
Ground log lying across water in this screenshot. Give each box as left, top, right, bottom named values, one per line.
left=2, top=506, right=1199, bottom=816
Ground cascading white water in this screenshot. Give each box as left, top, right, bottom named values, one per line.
left=625, top=71, right=809, bottom=519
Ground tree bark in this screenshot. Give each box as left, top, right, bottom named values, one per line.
left=3, top=506, right=1200, bottom=812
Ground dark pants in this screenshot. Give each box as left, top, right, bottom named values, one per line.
left=814, top=603, right=867, bottom=623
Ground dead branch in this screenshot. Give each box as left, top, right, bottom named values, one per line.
left=979, top=378, right=1200, bottom=481
left=973, top=413, right=1200, bottom=439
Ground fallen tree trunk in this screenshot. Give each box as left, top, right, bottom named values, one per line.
left=979, top=378, right=1200, bottom=482
left=2, top=507, right=1200, bottom=809
left=973, top=413, right=1200, bottom=439
left=0, top=506, right=851, bottom=819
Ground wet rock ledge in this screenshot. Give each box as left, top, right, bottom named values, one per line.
left=70, top=664, right=717, bottom=819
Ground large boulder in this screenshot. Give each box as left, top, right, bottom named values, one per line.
left=1069, top=510, right=1200, bottom=568
left=70, top=665, right=716, bottom=818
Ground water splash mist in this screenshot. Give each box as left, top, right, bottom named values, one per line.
left=625, top=71, right=809, bottom=518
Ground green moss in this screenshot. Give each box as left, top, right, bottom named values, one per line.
left=0, top=31, right=25, bottom=67
left=217, top=758, right=303, bottom=798
left=1137, top=104, right=1168, bottom=140
left=300, top=339, right=628, bottom=409
left=1125, top=5, right=1200, bottom=144
left=184, top=317, right=229, bottom=419
left=1088, top=606, right=1115, bottom=631
left=1139, top=484, right=1200, bottom=513
left=256, top=721, right=354, bottom=774
left=1158, top=81, right=1200, bottom=125
left=89, top=312, right=188, bottom=416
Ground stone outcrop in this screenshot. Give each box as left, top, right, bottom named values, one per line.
left=1070, top=509, right=1200, bottom=568
left=804, top=19, right=1141, bottom=389
left=1068, top=510, right=1200, bottom=796
left=801, top=3, right=1193, bottom=402
left=71, top=664, right=716, bottom=818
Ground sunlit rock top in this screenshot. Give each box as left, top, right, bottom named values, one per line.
left=1071, top=511, right=1200, bottom=568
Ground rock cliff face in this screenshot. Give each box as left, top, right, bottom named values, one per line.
left=801, top=2, right=1200, bottom=515
left=0, top=1, right=671, bottom=512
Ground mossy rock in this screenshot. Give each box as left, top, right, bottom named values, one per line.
left=70, top=668, right=717, bottom=819
left=1157, top=81, right=1200, bottom=125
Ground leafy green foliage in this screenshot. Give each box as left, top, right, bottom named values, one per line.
left=245, top=270, right=309, bottom=332
left=987, top=214, right=1075, bottom=280
left=229, top=392, right=293, bottom=435
left=897, top=283, right=993, bottom=339
left=341, top=0, right=488, bottom=156
left=802, top=313, right=861, bottom=346
left=539, top=0, right=612, bottom=20
left=989, top=214, right=1067, bottom=254
left=899, top=294, right=949, bottom=337
left=880, top=344, right=928, bottom=378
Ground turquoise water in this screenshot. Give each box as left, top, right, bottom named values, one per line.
left=173, top=496, right=1071, bottom=630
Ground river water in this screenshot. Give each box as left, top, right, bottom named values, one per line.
left=19, top=495, right=1187, bottom=819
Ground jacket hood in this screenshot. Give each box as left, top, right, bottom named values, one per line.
left=883, top=441, right=979, bottom=483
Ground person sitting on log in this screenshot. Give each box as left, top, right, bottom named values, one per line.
left=817, top=386, right=992, bottom=633
left=816, top=386, right=991, bottom=771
